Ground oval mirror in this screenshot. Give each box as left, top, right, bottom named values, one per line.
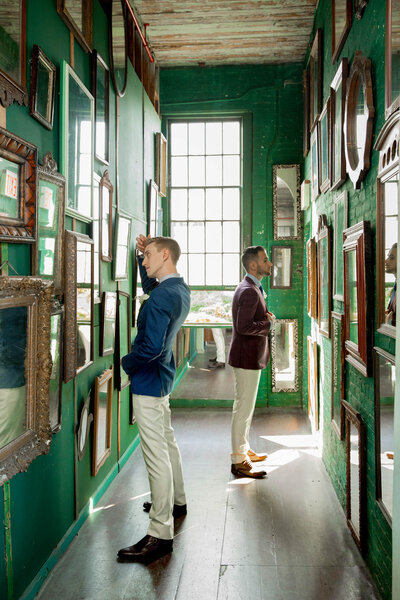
left=109, top=0, right=128, bottom=97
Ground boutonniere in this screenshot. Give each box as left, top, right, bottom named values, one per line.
left=138, top=293, right=150, bottom=306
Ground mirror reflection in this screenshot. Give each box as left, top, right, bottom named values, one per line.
left=355, top=78, right=366, bottom=165
left=76, top=241, right=92, bottom=371
left=271, top=320, right=298, bottom=393
left=93, top=369, right=113, bottom=475
left=319, top=235, right=330, bottom=334
left=274, top=165, right=299, bottom=238
left=110, top=0, right=127, bottom=97
left=383, top=173, right=399, bottom=327
left=347, top=249, right=358, bottom=344
left=65, top=0, right=82, bottom=32
left=49, top=311, right=62, bottom=431
left=96, top=381, right=109, bottom=462
left=331, top=313, right=343, bottom=436
left=271, top=246, right=292, bottom=288
left=0, top=0, right=21, bottom=85
left=376, top=351, right=395, bottom=520
left=95, top=58, right=107, bottom=161
left=391, top=0, right=400, bottom=106
left=349, top=420, right=360, bottom=536
left=0, top=157, right=20, bottom=220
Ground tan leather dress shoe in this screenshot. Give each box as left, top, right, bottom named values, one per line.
left=247, top=448, right=267, bottom=462
left=231, top=460, right=267, bottom=478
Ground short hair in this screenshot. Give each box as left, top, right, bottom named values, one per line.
left=148, top=236, right=181, bottom=265
left=241, top=246, right=265, bottom=271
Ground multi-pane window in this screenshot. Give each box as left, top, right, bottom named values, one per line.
left=169, top=120, right=241, bottom=287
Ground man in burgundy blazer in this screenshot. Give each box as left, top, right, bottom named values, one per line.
left=228, top=245, right=275, bottom=478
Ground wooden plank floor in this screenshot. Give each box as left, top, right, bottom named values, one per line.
left=36, top=408, right=381, bottom=600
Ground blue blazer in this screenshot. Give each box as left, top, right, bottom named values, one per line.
left=122, top=256, right=190, bottom=397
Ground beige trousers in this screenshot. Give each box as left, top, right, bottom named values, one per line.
left=132, top=393, right=186, bottom=540
left=231, top=368, right=261, bottom=464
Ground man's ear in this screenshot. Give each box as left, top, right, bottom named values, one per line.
left=162, top=247, right=170, bottom=261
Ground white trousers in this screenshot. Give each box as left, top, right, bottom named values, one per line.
left=231, top=368, right=261, bottom=464
left=212, top=328, right=226, bottom=363
left=132, top=393, right=186, bottom=540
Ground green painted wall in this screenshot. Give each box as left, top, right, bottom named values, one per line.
left=160, top=63, right=304, bottom=407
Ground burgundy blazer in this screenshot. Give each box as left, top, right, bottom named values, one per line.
left=227, top=276, right=271, bottom=370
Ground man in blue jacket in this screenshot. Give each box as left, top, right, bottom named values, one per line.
left=118, top=235, right=190, bottom=564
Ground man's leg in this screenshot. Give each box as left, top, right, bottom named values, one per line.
left=161, top=395, right=186, bottom=506
left=231, top=367, right=261, bottom=464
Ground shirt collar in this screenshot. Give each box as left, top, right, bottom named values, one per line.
left=245, top=272, right=262, bottom=287
left=159, top=273, right=181, bottom=284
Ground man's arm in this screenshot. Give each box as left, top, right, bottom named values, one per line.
left=235, top=289, right=270, bottom=336
left=138, top=254, right=158, bottom=294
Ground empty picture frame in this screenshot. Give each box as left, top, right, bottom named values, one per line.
left=271, top=246, right=293, bottom=289
left=100, top=170, right=113, bottom=262
left=271, top=319, right=299, bottom=393
left=147, top=179, right=159, bottom=237
left=0, top=127, right=37, bottom=243
left=115, top=290, right=131, bottom=392
left=0, top=277, right=53, bottom=482
left=114, top=212, right=131, bottom=280
left=307, top=336, right=319, bottom=430
left=100, top=291, right=117, bottom=356
left=29, top=45, right=56, bottom=130
left=309, top=28, right=322, bottom=131
left=330, top=58, right=348, bottom=190
left=333, top=190, right=348, bottom=301
left=317, top=215, right=331, bottom=337
left=57, top=0, right=93, bottom=53
left=331, top=0, right=351, bottom=63
left=331, top=311, right=345, bottom=440
left=0, top=0, right=28, bottom=108
left=49, top=302, right=64, bottom=433
left=307, top=237, right=318, bottom=319
left=310, top=126, right=319, bottom=202
left=273, top=164, right=301, bottom=240
left=91, top=50, right=110, bottom=164
left=92, top=367, right=113, bottom=476
left=156, top=132, right=167, bottom=197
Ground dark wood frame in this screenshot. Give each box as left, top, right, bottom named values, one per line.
left=147, top=179, right=159, bottom=237
left=57, top=0, right=93, bottom=53
left=0, top=0, right=28, bottom=108
left=309, top=28, right=322, bottom=132
left=317, top=215, right=331, bottom=337
left=92, top=172, right=101, bottom=303
left=77, top=391, right=93, bottom=461
left=271, top=319, right=299, bottom=393
left=385, top=0, right=400, bottom=119
left=29, top=45, right=56, bottom=130
left=156, top=132, right=167, bottom=197
left=333, top=190, right=348, bottom=301
left=330, top=58, right=348, bottom=190
left=33, top=152, right=66, bottom=296
left=343, top=221, right=373, bottom=377
left=307, top=336, right=319, bottom=430
left=342, top=399, right=366, bottom=552
left=318, top=99, right=331, bottom=194
left=113, top=211, right=132, bottom=281
left=0, top=277, right=53, bottom=482
left=331, top=311, right=345, bottom=440
left=115, top=290, right=131, bottom=392
left=343, top=51, right=375, bottom=189
left=272, top=164, right=301, bottom=240
left=91, top=51, right=110, bottom=165
left=310, top=126, right=319, bottom=202
left=331, top=0, right=351, bottom=63
left=270, top=246, right=293, bottom=289
left=0, top=127, right=37, bottom=243
left=355, top=0, right=369, bottom=20
left=49, top=302, right=64, bottom=433
left=108, top=0, right=128, bottom=98
left=100, top=170, right=113, bottom=262
left=92, top=367, right=113, bottom=476
left=307, top=237, right=318, bottom=319
left=100, top=291, right=117, bottom=357
left=303, top=68, right=310, bottom=157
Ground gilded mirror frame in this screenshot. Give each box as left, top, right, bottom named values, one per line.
left=272, top=164, right=301, bottom=240
left=92, top=367, right=113, bottom=476
left=270, top=319, right=299, bottom=393
left=49, top=301, right=64, bottom=434
left=307, top=237, right=318, bottom=319
left=0, top=0, right=27, bottom=108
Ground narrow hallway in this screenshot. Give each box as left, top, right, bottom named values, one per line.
left=36, top=409, right=380, bottom=600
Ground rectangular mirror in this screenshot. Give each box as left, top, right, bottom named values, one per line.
left=156, top=132, right=167, bottom=197
left=386, top=0, right=400, bottom=119
left=114, top=212, right=132, bottom=280
left=49, top=303, right=63, bottom=433
left=0, top=0, right=27, bottom=108
left=374, top=347, right=395, bottom=524
left=60, top=61, right=94, bottom=222
left=271, top=319, right=298, bottom=393
left=333, top=191, right=348, bottom=301
left=310, top=126, right=319, bottom=202
left=115, top=291, right=131, bottom=392
left=330, top=58, right=348, bottom=190
left=331, top=312, right=345, bottom=440
left=318, top=99, right=331, bottom=193
left=100, top=170, right=113, bottom=262
left=331, top=0, right=351, bottom=63
left=273, top=164, right=301, bottom=240
left=271, top=246, right=293, bottom=288
left=57, top=0, right=92, bottom=53
left=29, top=45, right=56, bottom=130
left=92, top=367, right=113, bottom=476
left=91, top=51, right=109, bottom=164
left=147, top=180, right=159, bottom=237
left=100, top=291, right=116, bottom=357
left=307, top=336, right=319, bottom=430
left=307, top=237, right=318, bottom=318
left=317, top=215, right=331, bottom=337
left=309, top=28, right=322, bottom=131
left=91, top=172, right=101, bottom=302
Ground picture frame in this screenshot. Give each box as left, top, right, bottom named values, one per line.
left=318, top=98, right=331, bottom=193
left=373, top=346, right=395, bottom=525
left=33, top=152, right=66, bottom=296
left=342, top=399, right=366, bottom=552
left=270, top=246, right=293, bottom=289
left=303, top=68, right=310, bottom=157
left=317, top=215, right=331, bottom=337
left=156, top=132, right=167, bottom=197
left=301, top=179, right=310, bottom=210
left=272, top=164, right=301, bottom=240
left=310, top=126, right=319, bottom=202
left=330, top=58, right=348, bottom=190
left=115, top=290, right=131, bottom=392
left=271, top=319, right=299, bottom=393
left=0, top=277, right=53, bottom=482
left=307, top=336, right=319, bottom=430
left=309, top=28, right=322, bottom=131
left=49, top=301, right=64, bottom=434
left=343, top=221, right=373, bottom=377
left=77, top=390, right=93, bottom=461
left=29, top=45, right=56, bottom=130
left=114, top=212, right=132, bottom=280
left=385, top=0, right=400, bottom=119
left=100, top=291, right=117, bottom=357
left=147, top=180, right=159, bottom=237
left=64, top=231, right=94, bottom=382
left=57, top=0, right=93, bottom=53
left=100, top=170, right=113, bottom=262
left=333, top=190, right=348, bottom=301
left=0, top=127, right=37, bottom=243
left=91, top=172, right=101, bottom=303
left=307, top=237, right=318, bottom=319
left=60, top=61, right=94, bottom=222
left=92, top=367, right=113, bottom=476
left=91, top=50, right=110, bottom=164
left=331, top=311, right=345, bottom=440
left=0, top=0, right=28, bottom=108
left=331, top=0, right=351, bottom=63
left=108, top=0, right=128, bottom=97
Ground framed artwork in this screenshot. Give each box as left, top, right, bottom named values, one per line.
left=307, top=336, right=319, bottom=430
left=310, top=126, right=319, bottom=202
left=303, top=69, right=310, bottom=157
left=307, top=237, right=318, bottom=319
left=317, top=215, right=331, bottom=337
left=147, top=180, right=159, bottom=237
left=271, top=319, right=299, bottom=393
left=273, top=164, right=301, bottom=240
left=331, top=312, right=345, bottom=440
left=77, top=391, right=93, bottom=461
left=57, top=0, right=93, bottom=53
left=309, top=28, right=322, bottom=131
left=156, top=132, right=167, bottom=197
left=343, top=221, right=373, bottom=377
left=385, top=0, right=400, bottom=119
left=301, top=179, right=310, bottom=210
left=333, top=190, right=348, bottom=301
left=49, top=302, right=64, bottom=433
left=92, top=367, right=113, bottom=476
left=64, top=231, right=94, bottom=382
left=29, top=45, right=56, bottom=130
left=271, top=246, right=293, bottom=289
left=375, top=111, right=399, bottom=338
left=0, top=127, right=37, bottom=243
left=60, top=61, right=94, bottom=222
left=100, top=291, right=117, bottom=357
left=0, top=277, right=53, bottom=482
left=114, top=212, right=132, bottom=280
left=318, top=98, right=331, bottom=193
left=91, top=173, right=101, bottom=303
left=355, top=0, right=369, bottom=19
left=331, top=0, right=351, bottom=63
left=108, top=0, right=128, bottom=97
left=330, top=58, right=348, bottom=190
left=342, top=399, right=366, bottom=552
left=343, top=51, right=374, bottom=189
left=91, top=51, right=110, bottom=164
left=100, top=170, right=113, bottom=262
left=0, top=0, right=27, bottom=108
left=33, top=152, right=66, bottom=296
left=373, top=347, right=395, bottom=525
left=115, top=290, right=131, bottom=392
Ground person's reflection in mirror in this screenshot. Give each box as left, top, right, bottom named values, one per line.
left=385, top=243, right=397, bottom=326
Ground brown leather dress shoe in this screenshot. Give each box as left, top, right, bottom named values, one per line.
left=143, top=501, right=187, bottom=518
left=231, top=460, right=267, bottom=479
left=117, top=535, right=173, bottom=563
left=247, top=448, right=268, bottom=462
